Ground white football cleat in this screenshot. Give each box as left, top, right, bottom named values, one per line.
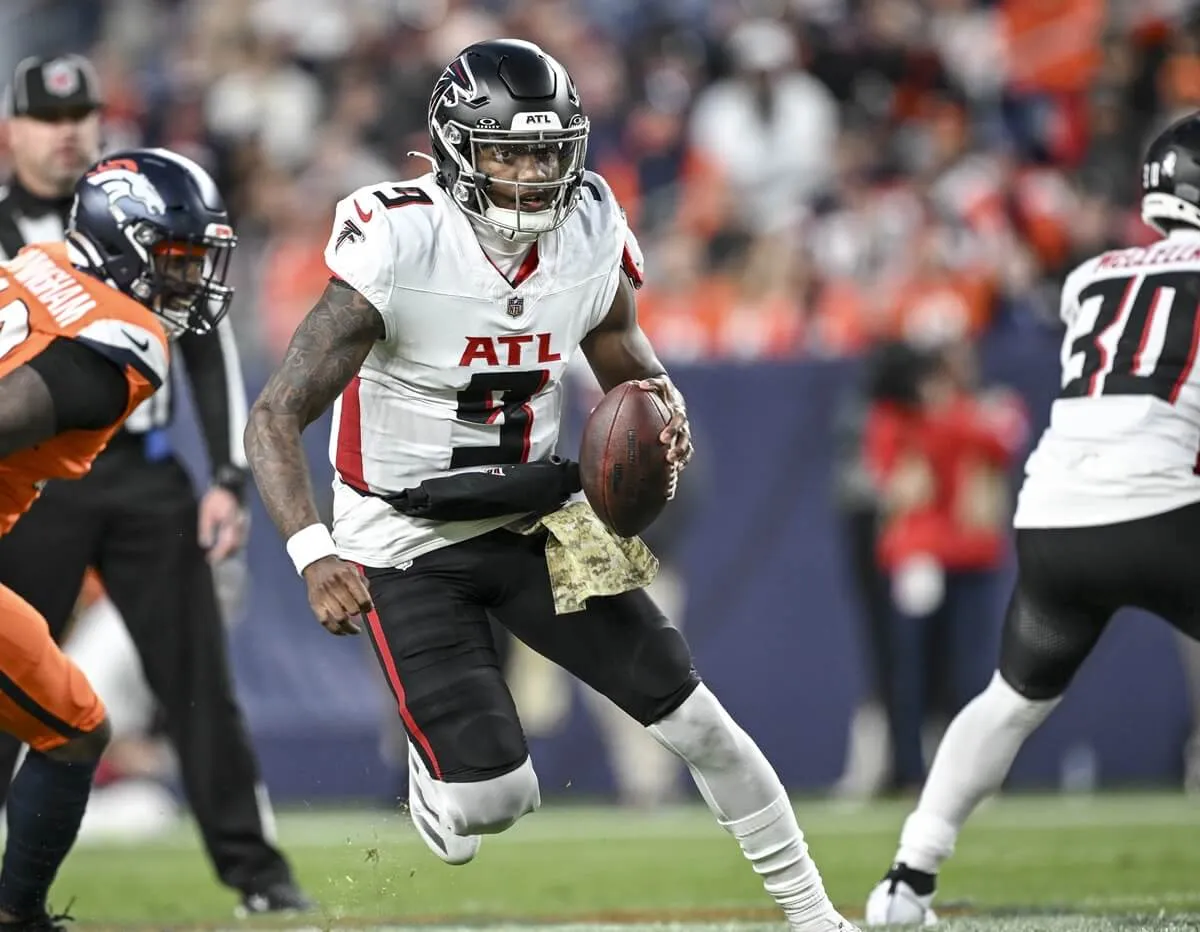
left=406, top=741, right=480, bottom=865
left=864, top=865, right=937, bottom=927
left=790, top=910, right=863, bottom=932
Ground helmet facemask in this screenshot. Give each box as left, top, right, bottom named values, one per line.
left=435, top=117, right=589, bottom=240
left=126, top=222, right=236, bottom=337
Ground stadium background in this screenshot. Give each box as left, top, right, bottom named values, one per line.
left=1, top=0, right=1197, bottom=804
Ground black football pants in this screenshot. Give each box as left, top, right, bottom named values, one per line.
left=361, top=527, right=700, bottom=782
left=0, top=441, right=293, bottom=893
left=1002, top=501, right=1200, bottom=700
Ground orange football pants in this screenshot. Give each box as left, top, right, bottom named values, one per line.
left=0, top=583, right=104, bottom=751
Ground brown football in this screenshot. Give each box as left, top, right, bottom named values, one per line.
left=579, top=381, right=672, bottom=538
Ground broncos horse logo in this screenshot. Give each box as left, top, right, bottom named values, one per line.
left=86, top=159, right=167, bottom=217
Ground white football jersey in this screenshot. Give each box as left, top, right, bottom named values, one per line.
left=1014, top=229, right=1200, bottom=529
left=323, top=171, right=644, bottom=567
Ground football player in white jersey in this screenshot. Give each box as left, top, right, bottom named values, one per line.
left=864, top=112, right=1200, bottom=926
left=245, top=39, right=854, bottom=932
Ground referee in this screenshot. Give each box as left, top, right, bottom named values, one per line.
left=0, top=56, right=312, bottom=915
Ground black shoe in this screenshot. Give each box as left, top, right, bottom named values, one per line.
left=0, top=904, right=74, bottom=931
left=235, top=881, right=315, bottom=918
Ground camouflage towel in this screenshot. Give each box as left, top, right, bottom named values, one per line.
left=511, top=501, right=658, bottom=614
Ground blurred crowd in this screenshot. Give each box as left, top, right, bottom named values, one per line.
left=4, top=0, right=1198, bottom=367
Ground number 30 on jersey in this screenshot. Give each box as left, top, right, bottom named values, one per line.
left=1062, top=271, right=1200, bottom=403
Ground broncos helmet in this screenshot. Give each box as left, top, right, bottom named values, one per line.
left=428, top=39, right=588, bottom=239
left=1142, top=112, right=1200, bottom=236
left=68, top=148, right=236, bottom=336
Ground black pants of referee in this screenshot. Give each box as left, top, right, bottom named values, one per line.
left=0, top=437, right=294, bottom=893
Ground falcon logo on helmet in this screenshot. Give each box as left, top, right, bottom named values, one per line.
left=433, top=56, right=486, bottom=112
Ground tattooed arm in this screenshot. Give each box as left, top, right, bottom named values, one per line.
left=246, top=278, right=383, bottom=536
left=244, top=278, right=385, bottom=634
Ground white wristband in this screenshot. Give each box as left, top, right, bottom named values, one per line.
left=286, top=524, right=338, bottom=576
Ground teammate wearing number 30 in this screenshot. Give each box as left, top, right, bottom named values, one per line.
left=246, top=38, right=854, bottom=932
left=865, top=114, right=1200, bottom=926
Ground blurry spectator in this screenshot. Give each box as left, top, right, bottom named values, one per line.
left=832, top=341, right=931, bottom=798
left=927, top=0, right=1006, bottom=103
left=250, top=0, right=388, bottom=71
left=805, top=124, right=921, bottom=355
left=1080, top=85, right=1141, bottom=206
left=256, top=171, right=338, bottom=361
left=204, top=31, right=322, bottom=172
left=866, top=333, right=1029, bottom=787
left=1177, top=631, right=1200, bottom=793
left=709, top=234, right=807, bottom=359
left=689, top=17, right=839, bottom=235
left=425, top=0, right=504, bottom=63
left=1000, top=0, right=1106, bottom=100
left=636, top=234, right=725, bottom=362
left=883, top=220, right=997, bottom=346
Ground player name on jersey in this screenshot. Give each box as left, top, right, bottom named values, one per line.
left=1097, top=242, right=1200, bottom=269
left=6, top=246, right=97, bottom=325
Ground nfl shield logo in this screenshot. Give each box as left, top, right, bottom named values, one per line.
left=506, top=295, right=524, bottom=318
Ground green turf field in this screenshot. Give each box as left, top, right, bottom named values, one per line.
left=46, top=792, right=1200, bottom=930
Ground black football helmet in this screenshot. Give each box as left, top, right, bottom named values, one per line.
left=67, top=148, right=236, bottom=336
left=427, top=39, right=588, bottom=240
left=1142, top=113, right=1200, bottom=235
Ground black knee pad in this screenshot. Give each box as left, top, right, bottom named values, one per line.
left=998, top=582, right=1102, bottom=702
left=622, top=623, right=700, bottom=725
left=405, top=665, right=528, bottom=783
left=448, top=709, right=528, bottom=780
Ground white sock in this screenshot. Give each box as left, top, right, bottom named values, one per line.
left=650, top=685, right=835, bottom=925
left=896, top=672, right=1059, bottom=873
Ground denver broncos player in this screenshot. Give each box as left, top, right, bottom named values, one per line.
left=0, top=147, right=234, bottom=930
left=247, top=39, right=853, bottom=932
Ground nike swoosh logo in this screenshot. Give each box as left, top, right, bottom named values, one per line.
left=121, top=328, right=150, bottom=352
left=355, top=200, right=373, bottom=223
